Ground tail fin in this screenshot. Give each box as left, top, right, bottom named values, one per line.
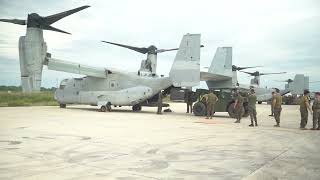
left=169, top=34, right=200, bottom=87
left=208, top=47, right=232, bottom=77
left=288, top=74, right=305, bottom=94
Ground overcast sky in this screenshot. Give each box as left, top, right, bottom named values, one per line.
left=0, top=0, right=319, bottom=90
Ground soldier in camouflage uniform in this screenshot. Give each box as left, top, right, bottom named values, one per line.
left=184, top=89, right=194, bottom=113
left=269, top=91, right=275, bottom=116
left=234, top=91, right=244, bottom=123
left=205, top=89, right=219, bottom=119
left=311, top=92, right=320, bottom=130
left=272, top=88, right=282, bottom=127
left=157, top=91, right=163, bottom=114
left=299, top=90, right=312, bottom=130
left=248, top=89, right=258, bottom=127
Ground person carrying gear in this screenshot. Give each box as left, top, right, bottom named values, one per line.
left=272, top=88, right=282, bottom=127
left=234, top=90, right=244, bottom=123
left=184, top=89, right=194, bottom=113
left=205, top=89, right=218, bottom=119
left=248, top=89, right=258, bottom=127
left=269, top=91, right=275, bottom=116
left=299, top=89, right=313, bottom=130
left=311, top=92, right=320, bottom=130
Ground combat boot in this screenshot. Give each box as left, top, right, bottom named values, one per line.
left=274, top=124, right=280, bottom=127
left=234, top=120, right=240, bottom=123
left=249, top=124, right=254, bottom=127
left=310, top=127, right=317, bottom=130
left=255, top=122, right=258, bottom=126
left=317, top=127, right=320, bottom=130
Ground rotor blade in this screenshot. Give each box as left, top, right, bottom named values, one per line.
left=101, top=41, right=149, bottom=54
left=260, top=72, right=286, bottom=76
left=239, top=70, right=254, bottom=76
left=0, top=18, right=26, bottom=25
left=237, top=66, right=263, bottom=70
left=44, top=5, right=90, bottom=25
left=157, top=45, right=204, bottom=53
left=156, top=48, right=179, bottom=53
left=310, top=81, right=320, bottom=83
left=42, top=25, right=71, bottom=34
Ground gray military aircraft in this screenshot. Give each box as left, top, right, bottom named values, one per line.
left=200, top=47, right=303, bottom=102
left=0, top=6, right=201, bottom=112
left=53, top=33, right=201, bottom=112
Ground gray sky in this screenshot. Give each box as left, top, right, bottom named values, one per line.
left=0, top=0, right=319, bottom=90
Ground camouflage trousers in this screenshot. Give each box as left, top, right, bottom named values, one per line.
left=248, top=106, right=257, bottom=125
left=235, top=106, right=244, bottom=121
left=300, top=107, right=308, bottom=128
left=187, top=102, right=193, bottom=113
left=207, top=104, right=215, bottom=118
left=274, top=107, right=282, bottom=125
left=313, top=109, right=320, bottom=128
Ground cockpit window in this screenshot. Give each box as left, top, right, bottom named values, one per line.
left=59, top=79, right=68, bottom=89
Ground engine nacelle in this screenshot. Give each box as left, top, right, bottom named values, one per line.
left=19, top=28, right=47, bottom=93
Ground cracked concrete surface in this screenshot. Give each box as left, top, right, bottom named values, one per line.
left=0, top=103, right=319, bottom=179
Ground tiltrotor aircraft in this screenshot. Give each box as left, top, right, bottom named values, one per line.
left=200, top=47, right=303, bottom=103
left=0, top=6, right=201, bottom=112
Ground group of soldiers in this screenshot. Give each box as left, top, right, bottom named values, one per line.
left=269, top=89, right=320, bottom=130
left=184, top=88, right=320, bottom=130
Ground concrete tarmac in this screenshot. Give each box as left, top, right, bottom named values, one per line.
left=0, top=103, right=319, bottom=180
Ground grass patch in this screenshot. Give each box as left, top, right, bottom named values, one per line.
left=0, top=91, right=58, bottom=107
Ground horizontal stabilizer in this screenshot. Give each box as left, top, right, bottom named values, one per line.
left=169, top=34, right=200, bottom=87
left=200, top=71, right=231, bottom=81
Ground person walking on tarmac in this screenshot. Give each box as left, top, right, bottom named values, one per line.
left=234, top=90, right=244, bottom=123
left=248, top=89, right=258, bottom=127
left=205, top=89, right=218, bottom=119
left=272, top=88, right=282, bottom=127
left=184, top=89, right=194, bottom=113
left=157, top=90, right=163, bottom=114
left=300, top=90, right=313, bottom=130
left=269, top=91, right=275, bottom=116
left=311, top=92, right=320, bottom=130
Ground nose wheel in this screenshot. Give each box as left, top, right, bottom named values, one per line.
left=132, top=104, right=142, bottom=112
left=100, top=102, right=112, bottom=112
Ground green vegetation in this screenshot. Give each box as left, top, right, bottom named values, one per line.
left=0, top=86, right=58, bottom=107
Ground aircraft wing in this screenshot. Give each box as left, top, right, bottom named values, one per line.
left=200, top=71, right=232, bottom=81
left=46, top=58, right=110, bottom=78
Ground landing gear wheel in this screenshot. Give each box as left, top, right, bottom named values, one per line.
left=258, top=101, right=262, bottom=104
left=132, top=104, right=142, bottom=112
left=59, top=104, right=66, bottom=108
left=243, top=105, right=249, bottom=117
left=227, top=103, right=236, bottom=118
left=193, top=102, right=206, bottom=116
left=100, top=105, right=107, bottom=112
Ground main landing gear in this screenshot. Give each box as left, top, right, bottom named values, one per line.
left=100, top=102, right=112, bottom=112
